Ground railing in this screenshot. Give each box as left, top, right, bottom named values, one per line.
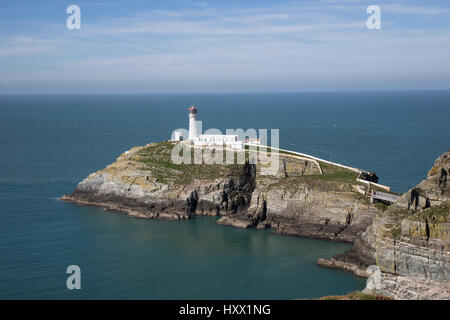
left=372, top=191, right=400, bottom=203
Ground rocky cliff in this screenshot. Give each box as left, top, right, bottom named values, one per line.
left=61, top=142, right=256, bottom=220
left=327, top=151, right=450, bottom=300
left=61, top=141, right=381, bottom=242
left=217, top=164, right=379, bottom=243
left=61, top=141, right=449, bottom=299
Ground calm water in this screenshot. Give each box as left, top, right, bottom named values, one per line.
left=1, top=92, right=449, bottom=299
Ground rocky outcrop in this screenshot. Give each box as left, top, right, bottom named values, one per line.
left=317, top=258, right=371, bottom=278
left=62, top=143, right=449, bottom=299
left=62, top=141, right=380, bottom=242
left=62, top=142, right=256, bottom=220
left=369, top=273, right=449, bottom=300
left=218, top=176, right=379, bottom=242
left=326, top=151, right=450, bottom=300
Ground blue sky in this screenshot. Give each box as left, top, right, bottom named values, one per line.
left=1, top=0, right=450, bottom=93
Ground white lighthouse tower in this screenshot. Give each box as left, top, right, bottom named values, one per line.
left=188, top=105, right=198, bottom=140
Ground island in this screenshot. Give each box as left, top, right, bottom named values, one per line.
left=60, top=108, right=449, bottom=300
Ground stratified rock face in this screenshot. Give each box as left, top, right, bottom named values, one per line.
left=219, top=175, right=379, bottom=242
left=62, top=141, right=380, bottom=242
left=350, top=151, right=450, bottom=299
left=374, top=273, right=449, bottom=300
left=394, top=150, right=450, bottom=211
left=62, top=142, right=256, bottom=220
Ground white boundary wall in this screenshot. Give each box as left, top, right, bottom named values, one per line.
left=247, top=142, right=391, bottom=192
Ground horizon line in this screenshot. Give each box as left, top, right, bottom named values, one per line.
left=2, top=89, right=450, bottom=96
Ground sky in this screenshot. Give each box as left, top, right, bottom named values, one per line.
left=1, top=0, right=450, bottom=93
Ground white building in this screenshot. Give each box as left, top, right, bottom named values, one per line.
left=179, top=105, right=244, bottom=149
left=173, top=130, right=184, bottom=141
left=193, top=134, right=243, bottom=149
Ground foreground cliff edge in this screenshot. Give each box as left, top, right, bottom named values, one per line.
left=60, top=142, right=449, bottom=299
left=321, top=151, right=450, bottom=300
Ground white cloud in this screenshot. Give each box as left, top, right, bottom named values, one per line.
left=1, top=1, right=450, bottom=92
left=383, top=3, right=448, bottom=15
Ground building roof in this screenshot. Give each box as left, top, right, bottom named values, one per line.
left=200, top=134, right=237, bottom=138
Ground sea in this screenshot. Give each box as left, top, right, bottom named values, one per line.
left=0, top=91, right=449, bottom=299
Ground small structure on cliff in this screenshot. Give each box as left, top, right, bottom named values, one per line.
left=174, top=105, right=244, bottom=149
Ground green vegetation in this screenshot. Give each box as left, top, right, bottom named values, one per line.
left=243, top=145, right=399, bottom=195
left=248, top=145, right=360, bottom=183
left=375, top=202, right=389, bottom=212
left=312, top=161, right=359, bottom=183
left=412, top=201, right=449, bottom=222
left=134, top=142, right=390, bottom=194
left=388, top=208, right=411, bottom=221
left=136, top=141, right=244, bottom=184
left=319, top=291, right=393, bottom=300
left=247, top=146, right=362, bottom=182
left=391, top=225, right=402, bottom=239
left=428, top=166, right=440, bottom=177
left=269, top=162, right=359, bottom=189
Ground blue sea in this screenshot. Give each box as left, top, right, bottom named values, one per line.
left=0, top=92, right=449, bottom=299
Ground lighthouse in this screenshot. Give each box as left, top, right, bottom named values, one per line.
left=172, top=104, right=243, bottom=149
left=188, top=105, right=198, bottom=140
